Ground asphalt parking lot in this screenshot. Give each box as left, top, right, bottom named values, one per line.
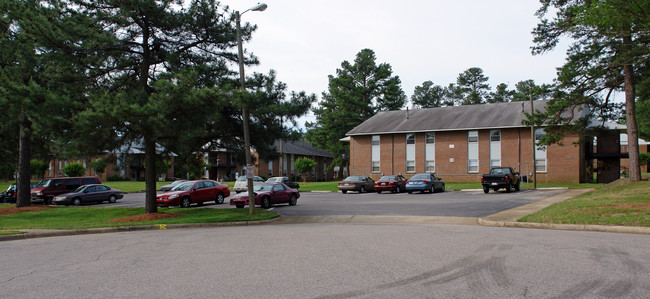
left=111, top=188, right=567, bottom=218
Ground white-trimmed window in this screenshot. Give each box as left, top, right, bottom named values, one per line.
left=268, top=160, right=273, bottom=176
left=468, top=131, right=479, bottom=172
left=406, top=134, right=415, bottom=172
left=490, top=130, right=501, bottom=167
left=425, top=132, right=435, bottom=172
left=535, top=129, right=547, bottom=172
left=371, top=135, right=380, bottom=173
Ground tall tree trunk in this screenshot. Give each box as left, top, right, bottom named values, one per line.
left=16, top=113, right=32, bottom=207
left=623, top=35, right=641, bottom=182
left=144, top=133, right=158, bottom=213
left=624, top=63, right=641, bottom=182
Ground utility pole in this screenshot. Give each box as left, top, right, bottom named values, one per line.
left=530, top=84, right=537, bottom=189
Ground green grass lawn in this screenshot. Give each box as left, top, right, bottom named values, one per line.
left=519, top=181, right=650, bottom=227
left=0, top=205, right=278, bottom=230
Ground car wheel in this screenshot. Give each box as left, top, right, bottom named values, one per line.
left=395, top=186, right=401, bottom=193
left=439, top=184, right=445, bottom=192
left=430, top=185, right=435, bottom=193
left=377, top=190, right=382, bottom=194
left=408, top=191, right=413, bottom=194
left=108, top=195, right=117, bottom=203
left=514, top=182, right=520, bottom=191
left=44, top=197, right=52, bottom=205
left=72, top=197, right=82, bottom=206
left=236, top=204, right=244, bottom=209
left=216, top=193, right=225, bottom=204
left=341, top=190, right=347, bottom=194
left=289, top=194, right=297, bottom=206
left=180, top=197, right=191, bottom=208
left=483, top=187, right=489, bottom=194
left=359, top=186, right=365, bottom=193
left=506, top=184, right=512, bottom=193
left=261, top=196, right=271, bottom=209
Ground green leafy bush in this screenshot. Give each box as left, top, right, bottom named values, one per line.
left=62, top=162, right=86, bottom=177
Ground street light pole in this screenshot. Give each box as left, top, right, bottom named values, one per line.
left=235, top=3, right=267, bottom=215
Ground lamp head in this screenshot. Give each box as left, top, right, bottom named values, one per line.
left=250, top=3, right=267, bottom=12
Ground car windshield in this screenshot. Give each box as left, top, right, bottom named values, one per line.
left=343, top=176, right=363, bottom=182
left=36, top=180, right=51, bottom=187
left=73, top=186, right=87, bottom=193
left=172, top=182, right=194, bottom=191
left=253, top=184, right=273, bottom=192
left=410, top=174, right=429, bottom=180
left=171, top=180, right=186, bottom=186
left=265, top=178, right=279, bottom=183
left=236, top=176, right=247, bottom=181
left=379, top=176, right=396, bottom=181
left=7, top=184, right=16, bottom=191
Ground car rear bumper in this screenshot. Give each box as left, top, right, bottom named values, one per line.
left=405, top=184, right=429, bottom=191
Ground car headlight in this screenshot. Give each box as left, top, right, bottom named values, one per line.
left=37, top=192, right=43, bottom=196
left=169, top=194, right=179, bottom=199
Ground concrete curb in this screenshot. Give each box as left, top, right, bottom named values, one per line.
left=477, top=218, right=650, bottom=235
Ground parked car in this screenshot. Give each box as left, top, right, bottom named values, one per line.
left=374, top=175, right=407, bottom=193
left=159, top=180, right=187, bottom=192
left=52, top=184, right=124, bottom=206
left=0, top=182, right=37, bottom=203
left=338, top=176, right=375, bottom=194
left=266, top=176, right=300, bottom=189
left=31, top=176, right=102, bottom=204
left=481, top=167, right=520, bottom=193
left=233, top=176, right=265, bottom=193
left=156, top=180, right=230, bottom=208
left=405, top=173, right=445, bottom=194
left=230, top=182, right=299, bottom=209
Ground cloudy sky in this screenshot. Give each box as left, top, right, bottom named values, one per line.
left=233, top=0, right=569, bottom=126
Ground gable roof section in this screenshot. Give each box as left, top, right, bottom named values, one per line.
left=273, top=140, right=334, bottom=158
left=346, top=100, right=586, bottom=136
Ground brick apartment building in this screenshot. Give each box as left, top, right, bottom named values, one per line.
left=205, top=140, right=335, bottom=182
left=345, top=101, right=599, bottom=184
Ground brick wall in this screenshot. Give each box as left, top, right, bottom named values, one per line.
left=349, top=128, right=583, bottom=183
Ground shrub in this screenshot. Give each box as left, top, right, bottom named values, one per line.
left=91, top=157, right=114, bottom=175
left=108, top=174, right=124, bottom=181
left=62, top=162, right=86, bottom=177
left=30, top=159, right=48, bottom=179
left=294, top=158, right=316, bottom=182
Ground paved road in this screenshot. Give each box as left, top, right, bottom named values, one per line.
left=113, top=189, right=566, bottom=218
left=1, top=223, right=648, bottom=298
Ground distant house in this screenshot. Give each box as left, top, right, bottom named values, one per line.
left=204, top=140, right=334, bottom=181
left=47, top=141, right=175, bottom=181
left=345, top=100, right=633, bottom=184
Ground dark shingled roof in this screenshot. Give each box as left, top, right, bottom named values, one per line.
left=346, top=100, right=587, bottom=136
left=272, top=140, right=334, bottom=158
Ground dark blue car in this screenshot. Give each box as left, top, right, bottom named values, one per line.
left=405, top=173, right=445, bottom=194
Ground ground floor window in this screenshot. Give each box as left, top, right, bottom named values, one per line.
left=372, top=161, right=380, bottom=173
left=406, top=161, right=415, bottom=172
left=425, top=161, right=435, bottom=173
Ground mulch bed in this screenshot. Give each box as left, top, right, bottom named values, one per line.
left=107, top=213, right=183, bottom=223
left=0, top=206, right=54, bottom=216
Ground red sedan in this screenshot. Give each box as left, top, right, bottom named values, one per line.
left=229, top=183, right=299, bottom=209
left=374, top=175, right=407, bottom=193
left=156, top=180, right=230, bottom=208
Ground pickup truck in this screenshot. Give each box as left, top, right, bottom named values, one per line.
left=481, top=167, right=520, bottom=193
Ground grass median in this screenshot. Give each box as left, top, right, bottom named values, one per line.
left=0, top=205, right=278, bottom=231
left=519, top=181, right=650, bottom=227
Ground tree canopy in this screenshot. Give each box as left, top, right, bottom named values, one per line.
left=307, top=49, right=406, bottom=170
left=532, top=0, right=649, bottom=182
